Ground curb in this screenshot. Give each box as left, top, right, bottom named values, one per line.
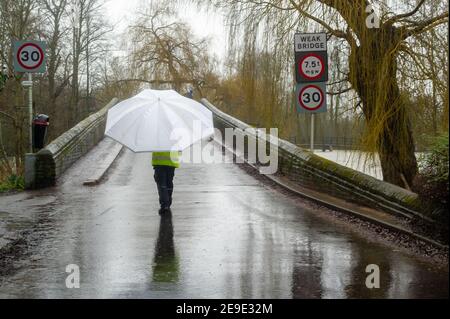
left=83, top=144, right=123, bottom=186
left=215, top=138, right=448, bottom=250
left=263, top=169, right=448, bottom=250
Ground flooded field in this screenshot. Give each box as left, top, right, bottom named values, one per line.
left=316, top=150, right=424, bottom=180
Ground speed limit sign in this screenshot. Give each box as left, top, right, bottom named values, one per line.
left=296, top=82, right=327, bottom=113
left=13, top=40, right=47, bottom=73
left=295, top=51, right=328, bottom=83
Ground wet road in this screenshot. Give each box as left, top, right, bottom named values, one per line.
left=0, top=142, right=448, bottom=298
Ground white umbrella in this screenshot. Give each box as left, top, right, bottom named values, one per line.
left=105, top=89, right=214, bottom=152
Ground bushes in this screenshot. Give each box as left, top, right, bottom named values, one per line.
left=0, top=174, right=24, bottom=192
left=413, top=133, right=449, bottom=222
left=420, top=134, right=449, bottom=183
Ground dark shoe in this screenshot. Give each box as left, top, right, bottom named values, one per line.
left=159, top=207, right=171, bottom=215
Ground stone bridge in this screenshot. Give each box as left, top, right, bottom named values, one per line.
left=0, top=97, right=447, bottom=298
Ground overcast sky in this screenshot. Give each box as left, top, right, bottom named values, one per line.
left=104, top=0, right=227, bottom=61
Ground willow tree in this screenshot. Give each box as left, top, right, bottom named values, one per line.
left=204, top=0, right=448, bottom=188
left=128, top=5, right=215, bottom=95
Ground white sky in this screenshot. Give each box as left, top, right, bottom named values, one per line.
left=104, top=0, right=227, bottom=61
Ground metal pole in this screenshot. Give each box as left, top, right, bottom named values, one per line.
left=28, top=73, right=33, bottom=153
left=310, top=113, right=314, bottom=152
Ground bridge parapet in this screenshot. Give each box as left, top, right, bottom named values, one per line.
left=25, top=98, right=118, bottom=189
left=201, top=98, right=437, bottom=225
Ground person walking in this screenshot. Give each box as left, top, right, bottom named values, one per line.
left=152, top=151, right=180, bottom=214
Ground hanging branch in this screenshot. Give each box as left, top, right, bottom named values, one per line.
left=402, top=12, right=449, bottom=39
left=385, top=0, right=426, bottom=25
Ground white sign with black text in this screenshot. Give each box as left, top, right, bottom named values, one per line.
left=294, top=32, right=327, bottom=52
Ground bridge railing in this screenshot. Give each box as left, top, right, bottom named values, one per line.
left=200, top=98, right=437, bottom=224
left=25, top=98, right=118, bottom=189
left=294, top=136, right=359, bottom=150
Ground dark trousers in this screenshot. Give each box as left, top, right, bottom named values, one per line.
left=153, top=166, right=175, bottom=209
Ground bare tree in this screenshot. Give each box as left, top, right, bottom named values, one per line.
left=69, top=0, right=111, bottom=125
left=0, top=0, right=38, bottom=174
left=40, top=0, right=71, bottom=129
left=129, top=6, right=214, bottom=94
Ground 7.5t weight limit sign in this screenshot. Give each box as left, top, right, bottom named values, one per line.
left=295, top=33, right=328, bottom=83
left=295, top=51, right=328, bottom=82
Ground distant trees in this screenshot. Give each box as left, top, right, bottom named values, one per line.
left=202, top=0, right=448, bottom=188
left=0, top=0, right=447, bottom=191
left=0, top=0, right=37, bottom=175
left=69, top=0, right=111, bottom=124
left=41, top=0, right=70, bottom=130
left=126, top=5, right=216, bottom=96
left=0, top=0, right=111, bottom=182
left=2, top=0, right=220, bottom=183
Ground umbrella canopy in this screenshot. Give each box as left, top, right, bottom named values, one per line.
left=105, top=89, right=214, bottom=152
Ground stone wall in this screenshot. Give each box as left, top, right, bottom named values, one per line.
left=25, top=98, right=118, bottom=189
left=201, top=99, right=434, bottom=222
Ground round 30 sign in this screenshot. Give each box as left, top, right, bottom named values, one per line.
left=13, top=40, right=47, bottom=73
left=298, top=84, right=324, bottom=111
left=17, top=43, right=44, bottom=70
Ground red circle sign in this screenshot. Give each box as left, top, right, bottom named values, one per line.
left=299, top=53, right=325, bottom=80
left=17, top=43, right=44, bottom=70
left=299, top=84, right=324, bottom=110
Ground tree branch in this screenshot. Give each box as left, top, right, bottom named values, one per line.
left=0, top=110, right=16, bottom=122
left=287, top=0, right=349, bottom=40
left=114, top=78, right=199, bottom=85
left=402, top=12, right=449, bottom=38
left=326, top=86, right=352, bottom=96
left=385, top=0, right=426, bottom=25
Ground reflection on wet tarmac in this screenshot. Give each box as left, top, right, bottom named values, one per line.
left=0, top=146, right=447, bottom=298
left=152, top=212, right=179, bottom=283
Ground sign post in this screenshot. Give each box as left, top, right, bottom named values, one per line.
left=13, top=40, right=47, bottom=153
left=311, top=114, right=314, bottom=152
left=294, top=32, right=328, bottom=152
left=27, top=73, right=33, bottom=153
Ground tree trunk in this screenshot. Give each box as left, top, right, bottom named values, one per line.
left=432, top=81, right=437, bottom=136
left=47, top=40, right=57, bottom=125
left=71, top=25, right=79, bottom=127
left=378, top=114, right=417, bottom=188
left=86, top=13, right=90, bottom=116
left=349, top=27, right=418, bottom=188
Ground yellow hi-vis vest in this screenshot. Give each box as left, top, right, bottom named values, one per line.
left=151, top=151, right=181, bottom=168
